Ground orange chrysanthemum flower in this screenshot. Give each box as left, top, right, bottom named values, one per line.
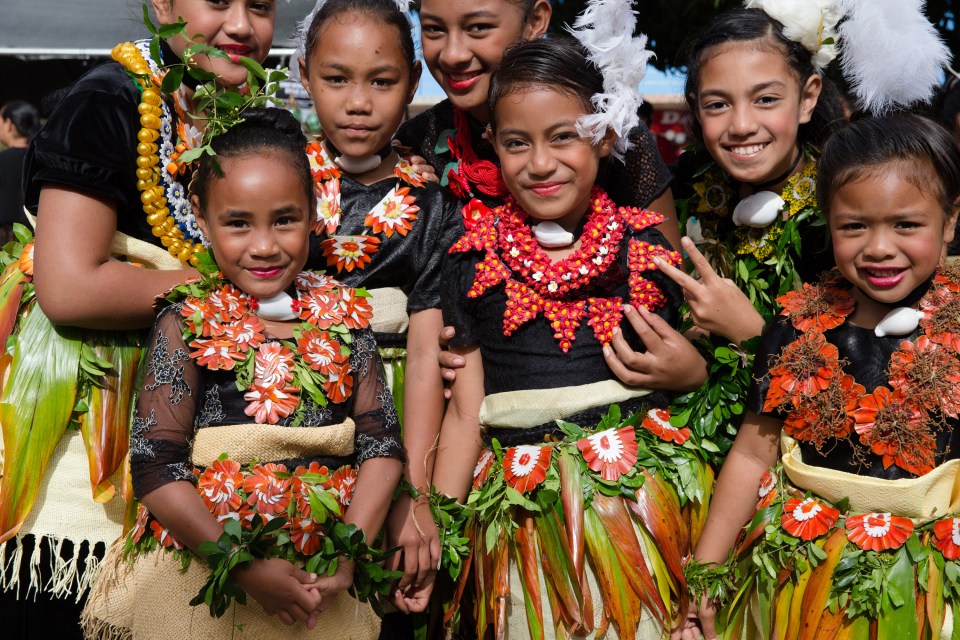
left=305, top=140, right=341, bottom=181
left=777, top=284, right=855, bottom=332
left=253, top=342, right=297, bottom=387
left=394, top=159, right=425, bottom=188
left=243, top=383, right=300, bottom=424
left=364, top=186, right=420, bottom=237
left=764, top=333, right=841, bottom=411
left=853, top=387, right=934, bottom=476
left=290, top=517, right=324, bottom=555
left=197, top=459, right=244, bottom=517
left=323, top=362, right=354, bottom=404
left=933, top=517, right=960, bottom=560
left=299, top=287, right=346, bottom=329
left=323, top=466, right=357, bottom=509
left=189, top=336, right=246, bottom=370
left=640, top=408, right=691, bottom=444
left=921, top=291, right=960, bottom=353
left=502, top=445, right=552, bottom=493
left=321, top=235, right=381, bottom=272
left=297, top=327, right=347, bottom=375
left=781, top=497, right=840, bottom=540
left=576, top=426, right=639, bottom=481
left=782, top=374, right=862, bottom=447
left=313, top=178, right=342, bottom=236
left=888, top=336, right=960, bottom=418
left=340, top=288, right=373, bottom=330
left=242, top=463, right=292, bottom=518
left=845, top=512, right=914, bottom=551
left=222, top=314, right=266, bottom=353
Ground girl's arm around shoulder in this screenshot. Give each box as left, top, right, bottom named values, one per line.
left=33, top=186, right=195, bottom=329
left=432, top=345, right=485, bottom=502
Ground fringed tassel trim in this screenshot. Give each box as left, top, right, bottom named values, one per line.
left=0, top=534, right=103, bottom=603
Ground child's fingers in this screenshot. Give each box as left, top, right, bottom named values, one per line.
left=415, top=540, right=437, bottom=592
left=653, top=254, right=700, bottom=297
left=634, top=304, right=681, bottom=341
left=681, top=236, right=721, bottom=284
left=602, top=342, right=651, bottom=387
left=618, top=308, right=663, bottom=352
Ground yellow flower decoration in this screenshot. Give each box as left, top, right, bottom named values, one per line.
left=785, top=162, right=818, bottom=217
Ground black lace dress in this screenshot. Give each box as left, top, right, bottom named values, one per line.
left=130, top=306, right=404, bottom=501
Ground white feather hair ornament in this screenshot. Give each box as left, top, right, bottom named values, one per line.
left=292, top=0, right=414, bottom=82
left=567, top=0, right=654, bottom=160
left=838, top=0, right=949, bottom=115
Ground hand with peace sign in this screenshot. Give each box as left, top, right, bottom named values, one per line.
left=653, top=237, right=765, bottom=345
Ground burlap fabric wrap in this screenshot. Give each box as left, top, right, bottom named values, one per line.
left=365, top=287, right=408, bottom=336
left=82, top=419, right=381, bottom=640
left=0, top=231, right=184, bottom=600
left=477, top=383, right=662, bottom=639
left=779, top=432, right=959, bottom=640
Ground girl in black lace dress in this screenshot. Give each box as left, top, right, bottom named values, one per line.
left=82, top=109, right=403, bottom=640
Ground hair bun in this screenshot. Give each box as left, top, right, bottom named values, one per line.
left=237, top=107, right=304, bottom=141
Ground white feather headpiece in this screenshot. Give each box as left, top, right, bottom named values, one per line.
left=291, top=0, right=413, bottom=82
left=838, top=0, right=949, bottom=114
left=567, top=0, right=653, bottom=160
left=744, top=0, right=842, bottom=70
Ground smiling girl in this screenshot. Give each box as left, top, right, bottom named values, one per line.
left=82, top=108, right=403, bottom=639
left=295, top=0, right=464, bottom=612
left=432, top=28, right=710, bottom=638
left=680, top=112, right=960, bottom=640
left=0, top=1, right=281, bottom=637
left=396, top=0, right=681, bottom=250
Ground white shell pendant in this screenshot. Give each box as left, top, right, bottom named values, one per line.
left=686, top=216, right=705, bottom=244
left=256, top=291, right=297, bottom=321
left=334, top=154, right=382, bottom=174
left=532, top=221, right=575, bottom=248
left=874, top=307, right=924, bottom=337
left=731, top=191, right=785, bottom=228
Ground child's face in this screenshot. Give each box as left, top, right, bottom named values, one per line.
left=152, top=0, right=275, bottom=89
left=695, top=42, right=821, bottom=187
left=419, top=0, right=550, bottom=121
left=300, top=14, right=418, bottom=162
left=194, top=154, right=312, bottom=299
left=492, top=87, right=612, bottom=229
left=830, top=163, right=958, bottom=309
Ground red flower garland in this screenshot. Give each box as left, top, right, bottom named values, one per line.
left=448, top=187, right=680, bottom=352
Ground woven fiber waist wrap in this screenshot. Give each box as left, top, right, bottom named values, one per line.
left=82, top=417, right=379, bottom=640
left=781, top=432, right=960, bottom=518
left=190, top=419, right=355, bottom=467
left=0, top=227, right=188, bottom=601
left=479, top=380, right=653, bottom=430
left=366, top=286, right=408, bottom=336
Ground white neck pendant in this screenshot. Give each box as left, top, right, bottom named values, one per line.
left=874, top=307, right=924, bottom=337
left=731, top=191, right=784, bottom=228
left=335, top=153, right=383, bottom=174
left=255, top=291, right=298, bottom=321
left=532, top=221, right=575, bottom=249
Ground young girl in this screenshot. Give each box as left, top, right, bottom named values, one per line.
left=432, top=33, right=710, bottom=640
left=82, top=108, right=403, bottom=639
left=1, top=1, right=277, bottom=636
left=605, top=5, right=845, bottom=459
left=681, top=112, right=960, bottom=640
left=295, top=0, right=464, bottom=611
left=396, top=0, right=682, bottom=251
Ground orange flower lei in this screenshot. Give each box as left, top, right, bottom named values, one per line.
left=179, top=271, right=373, bottom=422
left=112, top=42, right=205, bottom=266
left=306, top=139, right=425, bottom=273
left=766, top=268, right=960, bottom=476
left=448, top=187, right=681, bottom=352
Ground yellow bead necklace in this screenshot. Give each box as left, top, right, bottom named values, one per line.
left=112, top=41, right=204, bottom=267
